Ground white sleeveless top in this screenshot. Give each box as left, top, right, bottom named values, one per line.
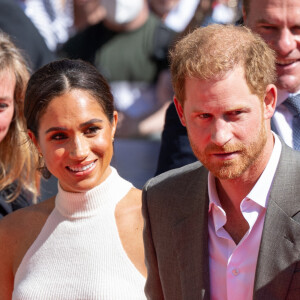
left=13, top=167, right=146, bottom=299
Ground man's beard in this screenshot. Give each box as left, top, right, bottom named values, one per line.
left=189, top=123, right=267, bottom=180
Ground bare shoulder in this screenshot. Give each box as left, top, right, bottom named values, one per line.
left=0, top=197, right=55, bottom=274
left=0, top=197, right=55, bottom=235
left=115, top=187, right=143, bottom=229
left=116, top=187, right=142, bottom=213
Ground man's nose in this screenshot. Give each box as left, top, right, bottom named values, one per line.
left=275, top=28, right=298, bottom=57
left=210, top=118, right=233, bottom=146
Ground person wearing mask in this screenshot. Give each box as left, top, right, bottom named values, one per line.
left=0, top=59, right=146, bottom=299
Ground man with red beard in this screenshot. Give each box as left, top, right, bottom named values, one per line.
left=155, top=0, right=300, bottom=176
left=142, top=24, right=300, bottom=299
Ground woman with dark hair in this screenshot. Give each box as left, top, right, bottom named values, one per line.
left=0, top=59, right=146, bottom=299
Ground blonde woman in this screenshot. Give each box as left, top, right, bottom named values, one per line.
left=0, top=31, right=38, bottom=218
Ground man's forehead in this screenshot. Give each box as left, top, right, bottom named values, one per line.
left=246, top=0, right=300, bottom=25
left=248, top=0, right=300, bottom=13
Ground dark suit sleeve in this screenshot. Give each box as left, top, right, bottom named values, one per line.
left=142, top=183, right=165, bottom=300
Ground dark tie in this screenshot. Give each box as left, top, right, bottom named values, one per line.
left=284, top=94, right=300, bottom=150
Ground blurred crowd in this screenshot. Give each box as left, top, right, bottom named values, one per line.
left=0, top=0, right=242, bottom=197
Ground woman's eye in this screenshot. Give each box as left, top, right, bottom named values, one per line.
left=85, top=126, right=100, bottom=135
left=50, top=133, right=67, bottom=140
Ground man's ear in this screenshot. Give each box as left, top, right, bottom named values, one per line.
left=174, top=96, right=187, bottom=127
left=263, top=84, right=277, bottom=120
left=28, top=130, right=41, bottom=153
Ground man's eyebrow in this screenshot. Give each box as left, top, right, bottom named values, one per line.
left=255, top=18, right=272, bottom=24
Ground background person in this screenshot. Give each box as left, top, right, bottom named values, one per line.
left=0, top=31, right=38, bottom=219
left=0, top=59, right=146, bottom=299
left=155, top=0, right=300, bottom=175
left=243, top=0, right=300, bottom=150
left=143, top=24, right=300, bottom=299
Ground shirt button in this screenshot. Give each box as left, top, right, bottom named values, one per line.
left=232, top=268, right=239, bottom=276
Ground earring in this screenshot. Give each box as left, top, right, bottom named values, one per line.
left=39, top=153, right=43, bottom=158
left=41, top=166, right=52, bottom=179
left=112, top=137, right=115, bottom=142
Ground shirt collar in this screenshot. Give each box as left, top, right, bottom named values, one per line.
left=208, top=133, right=282, bottom=211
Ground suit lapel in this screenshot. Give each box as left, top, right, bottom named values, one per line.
left=254, top=143, right=300, bottom=299
left=172, top=168, right=210, bottom=300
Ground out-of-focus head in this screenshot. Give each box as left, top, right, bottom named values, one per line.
left=25, top=59, right=115, bottom=139
left=0, top=31, right=29, bottom=143
left=101, top=0, right=144, bottom=25
left=170, top=24, right=276, bottom=105
left=0, top=32, right=37, bottom=202
left=243, top=0, right=300, bottom=93
left=149, top=0, right=180, bottom=19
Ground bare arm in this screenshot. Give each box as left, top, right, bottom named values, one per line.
left=0, top=198, right=55, bottom=298
left=0, top=215, right=18, bottom=299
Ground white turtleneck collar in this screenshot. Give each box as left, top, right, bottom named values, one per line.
left=55, top=166, right=132, bottom=219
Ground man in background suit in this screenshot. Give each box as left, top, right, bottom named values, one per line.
left=142, top=24, right=300, bottom=299
left=243, top=0, right=300, bottom=150
left=155, top=0, right=300, bottom=174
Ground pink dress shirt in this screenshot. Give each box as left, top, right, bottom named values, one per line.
left=208, top=134, right=282, bottom=300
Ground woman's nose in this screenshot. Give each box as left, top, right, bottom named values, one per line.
left=69, top=135, right=89, bottom=159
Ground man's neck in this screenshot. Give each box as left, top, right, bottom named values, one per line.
left=215, top=179, right=249, bottom=244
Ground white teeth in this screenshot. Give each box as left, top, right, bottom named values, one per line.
left=68, top=162, right=95, bottom=172
left=276, top=59, right=297, bottom=65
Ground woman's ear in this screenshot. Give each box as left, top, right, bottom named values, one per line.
left=112, top=111, right=118, bottom=137
left=28, top=130, right=41, bottom=153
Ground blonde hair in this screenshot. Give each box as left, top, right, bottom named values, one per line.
left=170, top=24, right=276, bottom=104
left=0, top=31, right=38, bottom=202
